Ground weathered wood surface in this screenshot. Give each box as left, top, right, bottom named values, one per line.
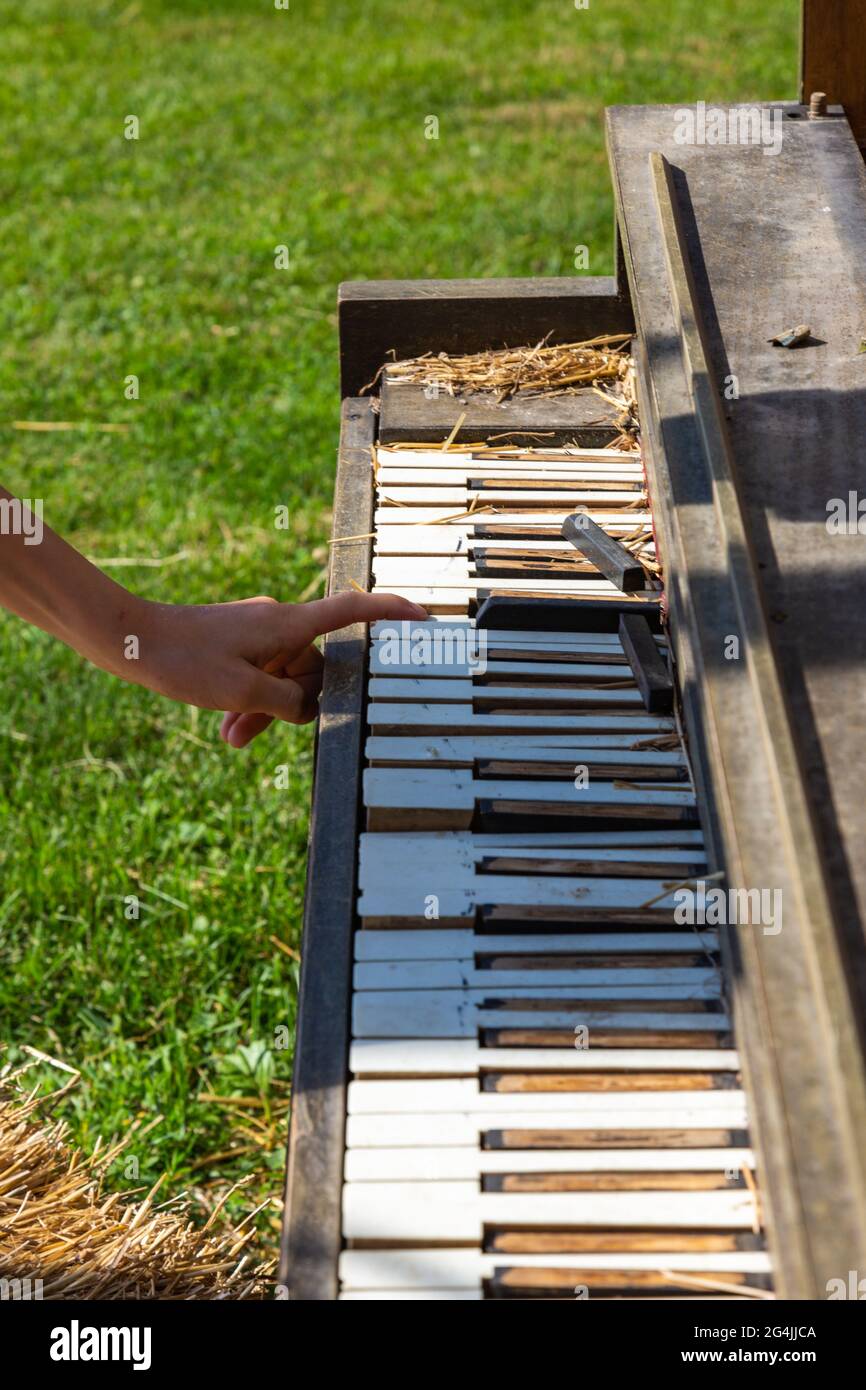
left=339, top=276, right=633, bottom=398
left=607, top=102, right=866, bottom=1297
left=562, top=511, right=648, bottom=591
left=619, top=613, right=674, bottom=714
left=279, top=398, right=374, bottom=1301
left=378, top=378, right=623, bottom=446
left=802, top=0, right=866, bottom=151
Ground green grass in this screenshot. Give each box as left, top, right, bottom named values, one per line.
left=0, top=0, right=798, bottom=1252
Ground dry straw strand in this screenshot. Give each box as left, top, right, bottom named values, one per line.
left=0, top=1067, right=275, bottom=1300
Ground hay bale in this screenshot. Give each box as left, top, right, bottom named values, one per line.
left=0, top=1067, right=275, bottom=1300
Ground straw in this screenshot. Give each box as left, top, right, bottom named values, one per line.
left=0, top=1069, right=275, bottom=1299
left=379, top=334, right=634, bottom=402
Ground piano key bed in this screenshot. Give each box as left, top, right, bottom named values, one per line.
left=322, top=439, right=773, bottom=1300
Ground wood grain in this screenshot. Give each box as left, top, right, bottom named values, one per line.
left=619, top=613, right=674, bottom=714
left=279, top=399, right=374, bottom=1301
left=802, top=0, right=866, bottom=150
left=338, top=276, right=633, bottom=398
left=562, top=511, right=647, bottom=591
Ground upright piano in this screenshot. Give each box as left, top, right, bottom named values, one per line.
left=280, top=28, right=866, bottom=1300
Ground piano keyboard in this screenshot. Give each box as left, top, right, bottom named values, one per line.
left=337, top=441, right=772, bottom=1301
left=371, top=446, right=656, bottom=611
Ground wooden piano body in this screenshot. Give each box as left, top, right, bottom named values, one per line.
left=280, top=92, right=866, bottom=1300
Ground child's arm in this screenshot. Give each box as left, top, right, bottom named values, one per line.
left=0, top=487, right=426, bottom=747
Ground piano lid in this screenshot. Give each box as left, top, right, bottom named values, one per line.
left=607, top=101, right=866, bottom=1297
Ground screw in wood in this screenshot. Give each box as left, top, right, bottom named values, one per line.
left=808, top=91, right=828, bottom=119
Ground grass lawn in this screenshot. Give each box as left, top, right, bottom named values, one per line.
left=0, top=0, right=798, bottom=1258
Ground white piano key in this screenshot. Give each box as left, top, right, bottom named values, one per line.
left=371, top=619, right=629, bottom=644
left=374, top=508, right=652, bottom=527
left=368, top=654, right=631, bottom=681
left=361, top=836, right=704, bottom=877
left=339, top=1290, right=483, bottom=1300
left=376, top=446, right=644, bottom=466
left=371, top=767, right=692, bottom=806
left=378, top=487, right=644, bottom=506
left=364, top=740, right=687, bottom=778
left=360, top=828, right=703, bottom=850
left=370, top=631, right=634, bottom=657
left=466, top=447, right=640, bottom=461
left=341, top=1284, right=750, bottom=1295
left=370, top=622, right=643, bottom=641
left=367, top=680, right=643, bottom=706
left=353, top=932, right=718, bottom=962
left=349, top=1038, right=734, bottom=1074
left=372, top=585, right=631, bottom=610
left=374, top=529, right=650, bottom=554
left=374, top=555, right=511, bottom=584
left=372, top=845, right=706, bottom=878
left=386, top=457, right=646, bottom=471
left=345, top=1104, right=745, bottom=1147
left=342, top=1186, right=756, bottom=1241
left=339, top=1249, right=771, bottom=1292
left=355, top=828, right=708, bottom=917
left=363, top=766, right=473, bottom=817
left=370, top=621, right=666, bottom=659
left=373, top=576, right=624, bottom=597
left=347, top=1080, right=743, bottom=1115
left=364, top=736, right=686, bottom=767
left=372, top=508, right=650, bottom=528
left=358, top=875, right=686, bottom=922
left=358, top=829, right=703, bottom=880
left=352, top=995, right=728, bottom=1038
left=464, top=828, right=703, bottom=844
left=376, top=453, right=644, bottom=472
left=483, top=632, right=638, bottom=648
left=366, top=704, right=672, bottom=735
left=354, top=961, right=720, bottom=991
left=344, top=1145, right=752, bottom=1181
left=466, top=845, right=702, bottom=866
left=364, top=775, right=696, bottom=837
left=377, top=466, right=645, bottom=483
left=358, top=876, right=687, bottom=925
left=359, top=831, right=466, bottom=881
left=374, top=555, right=625, bottom=587
left=367, top=705, right=663, bottom=735
left=363, top=766, right=695, bottom=813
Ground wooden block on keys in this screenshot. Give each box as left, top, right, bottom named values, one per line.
left=561, top=511, right=648, bottom=592
left=619, top=613, right=674, bottom=715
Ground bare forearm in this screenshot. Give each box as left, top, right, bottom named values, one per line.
left=0, top=488, right=146, bottom=678
left=0, top=486, right=426, bottom=744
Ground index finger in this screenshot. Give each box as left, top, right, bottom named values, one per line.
left=292, top=590, right=428, bottom=641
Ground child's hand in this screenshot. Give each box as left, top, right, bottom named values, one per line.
left=135, top=590, right=427, bottom=748
left=0, top=489, right=423, bottom=747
